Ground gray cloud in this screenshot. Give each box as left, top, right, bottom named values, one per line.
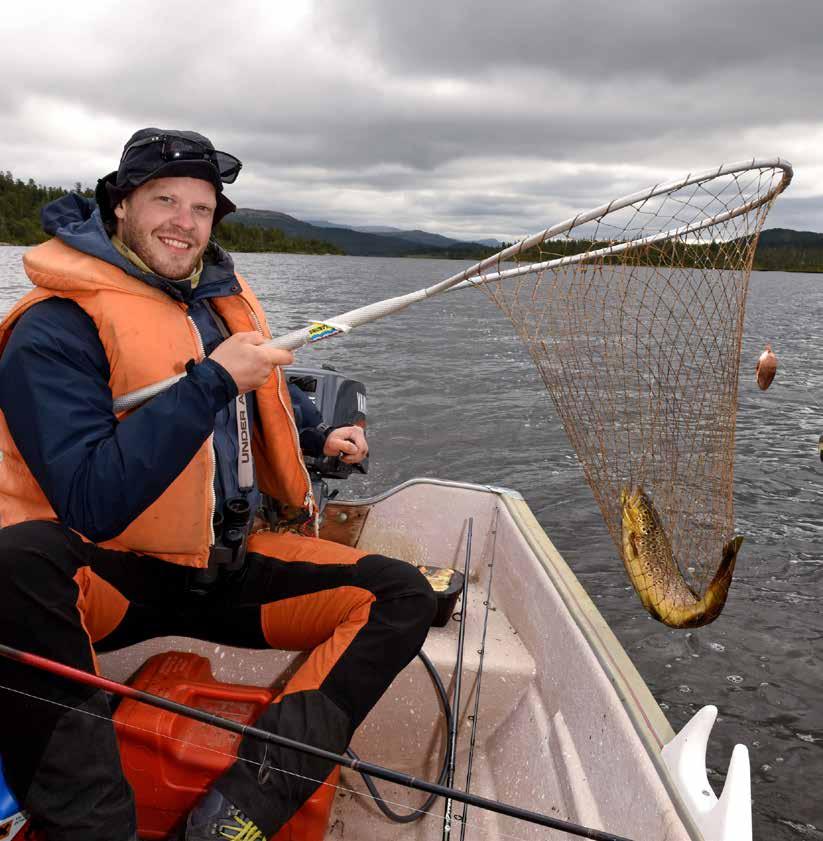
left=765, top=195, right=823, bottom=231
left=1, top=0, right=821, bottom=239
left=319, top=0, right=823, bottom=82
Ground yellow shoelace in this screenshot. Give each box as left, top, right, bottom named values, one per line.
left=219, top=814, right=265, bottom=841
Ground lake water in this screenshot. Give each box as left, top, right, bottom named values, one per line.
left=1, top=246, right=821, bottom=839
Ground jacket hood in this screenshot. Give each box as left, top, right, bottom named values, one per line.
left=40, top=193, right=238, bottom=301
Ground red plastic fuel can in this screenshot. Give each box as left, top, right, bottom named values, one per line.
left=114, top=651, right=339, bottom=840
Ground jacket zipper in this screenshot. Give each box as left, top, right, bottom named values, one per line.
left=242, top=299, right=315, bottom=518
left=187, top=313, right=217, bottom=545
left=275, top=366, right=315, bottom=517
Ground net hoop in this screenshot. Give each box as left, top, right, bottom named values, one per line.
left=446, top=157, right=793, bottom=294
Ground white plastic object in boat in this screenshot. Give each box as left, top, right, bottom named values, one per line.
left=662, top=705, right=752, bottom=841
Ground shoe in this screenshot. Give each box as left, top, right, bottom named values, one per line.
left=185, top=788, right=265, bottom=840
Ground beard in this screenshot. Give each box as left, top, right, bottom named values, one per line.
left=120, top=218, right=208, bottom=281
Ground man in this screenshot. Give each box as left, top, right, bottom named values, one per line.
left=0, top=129, right=435, bottom=841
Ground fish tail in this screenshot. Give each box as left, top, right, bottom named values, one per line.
left=658, top=535, right=743, bottom=628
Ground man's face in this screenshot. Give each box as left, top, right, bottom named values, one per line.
left=114, top=177, right=217, bottom=280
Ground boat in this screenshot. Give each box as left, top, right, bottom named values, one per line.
left=0, top=366, right=752, bottom=841
left=87, top=476, right=748, bottom=841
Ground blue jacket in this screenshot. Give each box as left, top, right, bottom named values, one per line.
left=0, top=195, right=323, bottom=542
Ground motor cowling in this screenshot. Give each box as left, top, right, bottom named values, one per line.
left=286, top=363, right=368, bottom=481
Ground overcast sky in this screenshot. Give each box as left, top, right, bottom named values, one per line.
left=2, top=0, right=821, bottom=240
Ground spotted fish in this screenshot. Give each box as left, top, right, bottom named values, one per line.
left=620, top=486, right=743, bottom=628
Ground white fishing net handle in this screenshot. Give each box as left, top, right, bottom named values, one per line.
left=113, top=158, right=792, bottom=413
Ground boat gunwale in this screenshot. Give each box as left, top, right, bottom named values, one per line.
left=329, top=476, right=526, bottom=507
left=498, top=492, right=706, bottom=841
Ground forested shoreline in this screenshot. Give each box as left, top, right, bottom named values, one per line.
left=1, top=172, right=821, bottom=270
left=0, top=173, right=342, bottom=255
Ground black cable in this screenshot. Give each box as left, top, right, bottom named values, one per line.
left=347, top=649, right=452, bottom=823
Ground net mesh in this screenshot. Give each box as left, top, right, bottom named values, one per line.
left=474, top=165, right=785, bottom=610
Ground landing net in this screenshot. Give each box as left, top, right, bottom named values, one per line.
left=472, top=161, right=790, bottom=603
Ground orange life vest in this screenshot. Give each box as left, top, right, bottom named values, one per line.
left=0, top=238, right=312, bottom=568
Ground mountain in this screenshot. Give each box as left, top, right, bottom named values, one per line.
left=232, top=211, right=823, bottom=268
left=308, top=220, right=469, bottom=247
left=305, top=222, right=406, bottom=234
left=370, top=228, right=478, bottom=249
left=305, top=219, right=348, bottom=229
left=351, top=226, right=505, bottom=249
left=757, top=228, right=823, bottom=248
left=754, top=228, right=823, bottom=272
left=352, top=225, right=403, bottom=234
left=232, top=209, right=494, bottom=258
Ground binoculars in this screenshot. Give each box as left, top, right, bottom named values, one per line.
left=188, top=496, right=253, bottom=593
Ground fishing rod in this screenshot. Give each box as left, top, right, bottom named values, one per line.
left=0, top=642, right=638, bottom=841
left=442, top=518, right=473, bottom=840
left=459, top=511, right=498, bottom=841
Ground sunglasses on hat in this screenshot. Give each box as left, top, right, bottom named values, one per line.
left=122, top=133, right=243, bottom=184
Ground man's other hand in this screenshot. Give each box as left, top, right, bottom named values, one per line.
left=209, top=332, right=294, bottom=394
left=324, top=425, right=369, bottom=464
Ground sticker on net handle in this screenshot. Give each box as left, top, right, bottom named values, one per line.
left=307, top=320, right=351, bottom=343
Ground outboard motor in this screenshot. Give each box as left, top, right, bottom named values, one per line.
left=285, top=363, right=368, bottom=519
